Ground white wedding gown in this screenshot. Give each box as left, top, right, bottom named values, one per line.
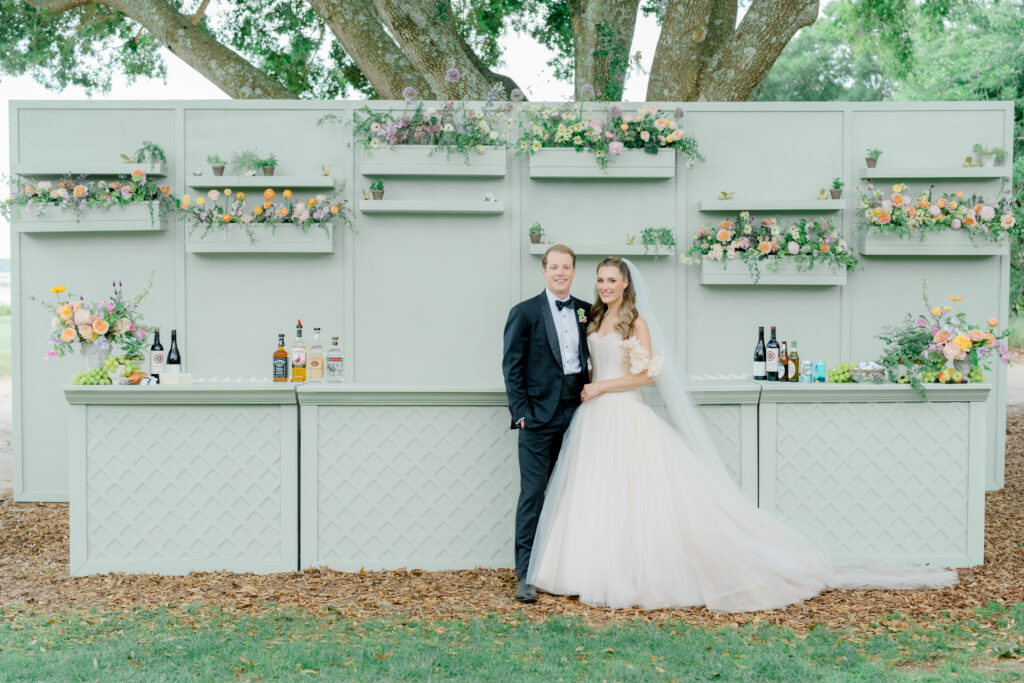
left=526, top=331, right=958, bottom=612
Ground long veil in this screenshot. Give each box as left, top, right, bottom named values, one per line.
left=622, top=259, right=959, bottom=592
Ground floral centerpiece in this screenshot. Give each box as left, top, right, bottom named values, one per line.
left=34, top=279, right=153, bottom=370
left=682, top=213, right=857, bottom=283
left=516, top=101, right=703, bottom=169
left=1, top=170, right=176, bottom=225
left=857, top=183, right=1016, bottom=242
left=180, top=183, right=352, bottom=246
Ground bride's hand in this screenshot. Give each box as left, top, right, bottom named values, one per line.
left=580, top=382, right=603, bottom=402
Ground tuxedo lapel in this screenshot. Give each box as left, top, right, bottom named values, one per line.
left=538, top=292, right=563, bottom=368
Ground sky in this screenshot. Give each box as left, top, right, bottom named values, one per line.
left=0, top=11, right=664, bottom=259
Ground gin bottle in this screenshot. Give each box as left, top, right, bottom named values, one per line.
left=325, top=336, right=344, bottom=382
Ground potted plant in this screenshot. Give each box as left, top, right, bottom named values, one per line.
left=972, top=144, right=1006, bottom=168
left=865, top=148, right=882, bottom=168
left=528, top=221, right=544, bottom=244
left=207, top=153, right=226, bottom=176
left=134, top=141, right=167, bottom=166
left=640, top=226, right=676, bottom=255
left=829, top=177, right=844, bottom=199
left=259, top=153, right=279, bottom=176
left=370, top=179, right=384, bottom=200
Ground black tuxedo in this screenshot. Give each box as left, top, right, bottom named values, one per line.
left=502, top=290, right=591, bottom=579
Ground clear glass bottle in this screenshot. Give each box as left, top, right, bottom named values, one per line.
left=308, top=327, right=325, bottom=381
left=325, top=336, right=344, bottom=382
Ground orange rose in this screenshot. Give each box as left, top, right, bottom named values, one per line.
left=878, top=212, right=891, bottom=224
left=987, top=332, right=997, bottom=345
left=60, top=328, right=76, bottom=343
left=160, top=185, right=171, bottom=196
left=757, top=241, right=774, bottom=254
left=619, top=123, right=629, bottom=132
left=907, top=207, right=918, bottom=218
left=279, top=207, right=289, bottom=217
left=716, top=229, right=732, bottom=242
left=988, top=317, right=999, bottom=327
left=719, top=220, right=733, bottom=230
left=918, top=198, right=930, bottom=209
left=973, top=204, right=984, bottom=215
left=891, top=193, right=904, bottom=206
left=92, top=319, right=109, bottom=335
left=222, top=213, right=232, bottom=223
left=283, top=189, right=293, bottom=199
left=964, top=216, right=977, bottom=228
left=968, top=329, right=986, bottom=342
left=936, top=197, right=948, bottom=209
left=934, top=329, right=951, bottom=344
left=818, top=242, right=830, bottom=253
left=329, top=204, right=339, bottom=214
left=955, top=191, right=964, bottom=199
left=264, top=188, right=275, bottom=199
left=254, top=206, right=264, bottom=215
left=263, top=200, right=272, bottom=209
left=72, top=184, right=87, bottom=198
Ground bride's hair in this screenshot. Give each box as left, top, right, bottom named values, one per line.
left=587, top=257, right=638, bottom=339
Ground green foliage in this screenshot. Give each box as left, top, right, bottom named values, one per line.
left=206, top=153, right=226, bottom=167
left=133, top=141, right=166, bottom=165
left=832, top=177, right=844, bottom=190
left=229, top=148, right=264, bottom=173
left=974, top=143, right=1007, bottom=165
left=1006, top=315, right=1024, bottom=350
left=258, top=153, right=278, bottom=168
left=876, top=314, right=933, bottom=368
left=867, top=148, right=883, bottom=160
left=639, top=226, right=675, bottom=254
left=529, top=221, right=543, bottom=234
left=370, top=179, right=384, bottom=191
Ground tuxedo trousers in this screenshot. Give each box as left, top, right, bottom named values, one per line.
left=515, top=397, right=580, bottom=579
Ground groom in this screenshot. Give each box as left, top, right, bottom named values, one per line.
left=502, top=244, right=590, bottom=602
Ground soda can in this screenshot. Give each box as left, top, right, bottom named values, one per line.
left=812, top=360, right=826, bottom=383
left=799, top=361, right=812, bottom=383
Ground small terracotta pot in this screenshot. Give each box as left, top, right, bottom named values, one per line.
left=371, top=190, right=384, bottom=200
left=211, top=165, right=225, bottom=176
left=865, top=157, right=877, bottom=168
left=829, top=188, right=842, bottom=199
left=529, top=232, right=542, bottom=244
left=262, top=166, right=276, bottom=176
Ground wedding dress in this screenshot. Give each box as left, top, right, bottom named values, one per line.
left=525, top=263, right=959, bottom=613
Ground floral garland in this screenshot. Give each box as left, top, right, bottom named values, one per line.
left=1, top=170, right=176, bottom=224
left=180, top=184, right=352, bottom=246
left=683, top=213, right=858, bottom=283
left=516, top=102, right=703, bottom=169
left=857, top=183, right=1015, bottom=242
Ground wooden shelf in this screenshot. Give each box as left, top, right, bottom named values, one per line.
left=529, top=243, right=674, bottom=257
left=186, top=225, right=335, bottom=253
left=857, top=231, right=1009, bottom=256
left=857, top=167, right=1011, bottom=180
left=14, top=162, right=166, bottom=177
left=699, top=257, right=847, bottom=286
left=187, top=175, right=336, bottom=189
left=360, top=146, right=507, bottom=177
left=359, top=199, right=505, bottom=215
left=698, top=199, right=846, bottom=212
left=10, top=203, right=167, bottom=233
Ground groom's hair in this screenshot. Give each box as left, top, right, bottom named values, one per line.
left=542, top=244, right=576, bottom=268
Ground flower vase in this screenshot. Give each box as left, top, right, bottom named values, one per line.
left=953, top=358, right=973, bottom=379
left=81, top=339, right=112, bottom=371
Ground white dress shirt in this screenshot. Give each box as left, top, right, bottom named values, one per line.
left=546, top=289, right=582, bottom=374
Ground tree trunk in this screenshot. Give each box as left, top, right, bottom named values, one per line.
left=307, top=0, right=436, bottom=99
left=571, top=0, right=640, bottom=101
left=647, top=0, right=736, bottom=101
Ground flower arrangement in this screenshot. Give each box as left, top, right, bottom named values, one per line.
left=620, top=336, right=664, bottom=378
left=857, top=183, right=1015, bottom=242
left=516, top=102, right=703, bottom=169
left=683, top=213, right=857, bottom=283
left=328, top=83, right=513, bottom=163
left=33, top=278, right=154, bottom=362
left=920, top=292, right=1008, bottom=382
left=0, top=171, right=176, bottom=224
left=179, top=183, right=352, bottom=245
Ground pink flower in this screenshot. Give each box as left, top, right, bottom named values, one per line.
left=917, top=317, right=927, bottom=328
left=608, top=141, right=624, bottom=155
left=951, top=219, right=962, bottom=230
left=604, top=132, right=614, bottom=140
left=787, top=241, right=799, bottom=254
left=640, top=131, right=650, bottom=142
left=980, top=205, right=996, bottom=221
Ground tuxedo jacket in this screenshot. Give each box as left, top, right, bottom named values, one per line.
left=502, top=291, right=591, bottom=429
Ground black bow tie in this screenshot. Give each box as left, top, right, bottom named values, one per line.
left=555, top=298, right=573, bottom=311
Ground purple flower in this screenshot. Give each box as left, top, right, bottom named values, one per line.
left=737, top=237, right=751, bottom=250
left=608, top=104, right=623, bottom=119
left=580, top=84, right=596, bottom=101
left=402, top=86, right=417, bottom=103
left=510, top=88, right=524, bottom=102
left=675, top=107, right=685, bottom=118
left=444, top=68, right=460, bottom=84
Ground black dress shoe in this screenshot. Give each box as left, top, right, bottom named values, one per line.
left=515, top=579, right=538, bottom=602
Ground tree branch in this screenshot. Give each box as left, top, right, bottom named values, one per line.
left=307, top=0, right=436, bottom=99
left=25, top=0, right=295, bottom=98
left=189, top=0, right=212, bottom=25
left=571, top=0, right=640, bottom=100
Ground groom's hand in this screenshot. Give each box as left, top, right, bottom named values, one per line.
left=517, top=418, right=525, bottom=429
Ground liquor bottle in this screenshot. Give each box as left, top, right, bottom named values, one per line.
left=788, top=341, right=800, bottom=382
left=272, top=333, right=289, bottom=382
left=766, top=326, right=780, bottom=381
left=308, top=327, right=325, bottom=381
left=325, top=336, right=344, bottom=382
left=165, top=329, right=181, bottom=374
left=752, top=327, right=766, bottom=380
left=290, top=320, right=307, bottom=382
left=149, top=329, right=165, bottom=382
left=778, top=342, right=789, bottom=381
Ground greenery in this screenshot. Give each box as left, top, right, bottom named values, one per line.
left=0, top=173, right=175, bottom=224
left=528, top=221, right=544, bottom=235
left=1007, top=315, right=1024, bottom=350
left=370, top=179, right=384, bottom=191
left=132, top=140, right=166, bottom=165
left=832, top=177, right=844, bottom=190
left=973, top=143, right=1007, bottom=166
left=2, top=604, right=1024, bottom=680
left=229, top=148, right=264, bottom=174
left=205, top=153, right=226, bottom=167
left=858, top=183, right=1015, bottom=242
left=639, top=227, right=675, bottom=254
left=876, top=313, right=934, bottom=392
left=867, top=148, right=883, bottom=160
left=259, top=153, right=279, bottom=168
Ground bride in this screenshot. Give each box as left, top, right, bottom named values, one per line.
left=525, top=256, right=958, bottom=612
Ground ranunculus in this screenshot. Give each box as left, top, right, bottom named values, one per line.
left=988, top=317, right=999, bottom=327
left=934, top=329, right=951, bottom=344
left=72, top=184, right=87, bottom=198
left=716, top=229, right=732, bottom=242
left=757, top=241, right=774, bottom=255
left=640, top=131, right=650, bottom=142
left=207, top=189, right=220, bottom=201
left=1002, top=214, right=1016, bottom=229
left=608, top=141, right=624, bottom=154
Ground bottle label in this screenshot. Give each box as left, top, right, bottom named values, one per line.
left=766, top=348, right=778, bottom=370
left=164, top=365, right=181, bottom=374
left=308, top=355, right=324, bottom=378
left=788, top=360, right=797, bottom=378
left=273, top=358, right=288, bottom=379
left=753, top=361, right=765, bottom=377
left=150, top=351, right=165, bottom=373
left=292, top=348, right=306, bottom=367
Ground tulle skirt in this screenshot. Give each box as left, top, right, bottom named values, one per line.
left=525, top=390, right=957, bottom=612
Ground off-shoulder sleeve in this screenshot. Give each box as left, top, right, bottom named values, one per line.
left=619, top=336, right=664, bottom=378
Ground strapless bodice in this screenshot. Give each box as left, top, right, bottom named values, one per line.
left=587, top=331, right=632, bottom=383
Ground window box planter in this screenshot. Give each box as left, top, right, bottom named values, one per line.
left=857, top=166, right=1011, bottom=180
left=14, top=162, right=167, bottom=177
left=186, top=224, right=336, bottom=253
left=697, top=200, right=845, bottom=212
left=529, top=243, right=674, bottom=257
left=10, top=203, right=167, bottom=233
left=359, top=199, right=505, bottom=215
left=699, top=257, right=847, bottom=286
left=359, top=146, right=507, bottom=177
left=187, top=175, right=336, bottom=189
left=857, top=231, right=1009, bottom=256
left=529, top=148, right=676, bottom=179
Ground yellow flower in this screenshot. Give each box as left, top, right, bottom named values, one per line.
left=306, top=198, right=316, bottom=207
left=224, top=188, right=232, bottom=196
left=283, top=189, right=293, bottom=199
left=181, top=194, right=191, bottom=203
left=892, top=184, right=901, bottom=193
left=236, top=192, right=246, bottom=201
left=49, top=286, right=66, bottom=294
left=619, top=123, right=629, bottom=132
left=254, top=206, right=264, bottom=216
left=931, top=307, right=943, bottom=316
left=947, top=295, right=962, bottom=302
left=196, top=196, right=205, bottom=206
left=943, top=305, right=952, bottom=312
left=952, top=334, right=972, bottom=352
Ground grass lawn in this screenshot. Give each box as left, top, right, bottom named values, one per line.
left=1, top=603, right=1022, bottom=681
left=0, top=314, right=10, bottom=376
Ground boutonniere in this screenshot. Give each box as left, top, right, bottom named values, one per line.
left=576, top=308, right=587, bottom=324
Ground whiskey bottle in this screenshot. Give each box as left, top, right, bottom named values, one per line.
left=325, top=336, right=344, bottom=382
left=778, top=341, right=789, bottom=381
left=272, top=333, right=289, bottom=382
left=290, top=320, right=307, bottom=382
left=788, top=341, right=800, bottom=382
left=308, top=327, right=325, bottom=381
left=766, top=326, right=780, bottom=381
left=165, top=330, right=181, bottom=374
left=753, top=327, right=766, bottom=380
left=149, top=329, right=165, bottom=382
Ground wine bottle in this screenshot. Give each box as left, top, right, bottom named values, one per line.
left=788, top=341, right=800, bottom=382
left=272, top=333, right=289, bottom=382
left=753, top=326, right=766, bottom=380
left=308, top=327, right=324, bottom=381
left=291, top=320, right=306, bottom=382
left=766, top=326, right=780, bottom=381
left=165, top=329, right=181, bottom=374
left=149, top=329, right=165, bottom=382
left=778, top=341, right=789, bottom=381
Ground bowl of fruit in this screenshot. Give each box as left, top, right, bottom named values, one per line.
left=850, top=361, right=886, bottom=383
left=71, top=356, right=147, bottom=386
left=826, top=362, right=853, bottom=383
